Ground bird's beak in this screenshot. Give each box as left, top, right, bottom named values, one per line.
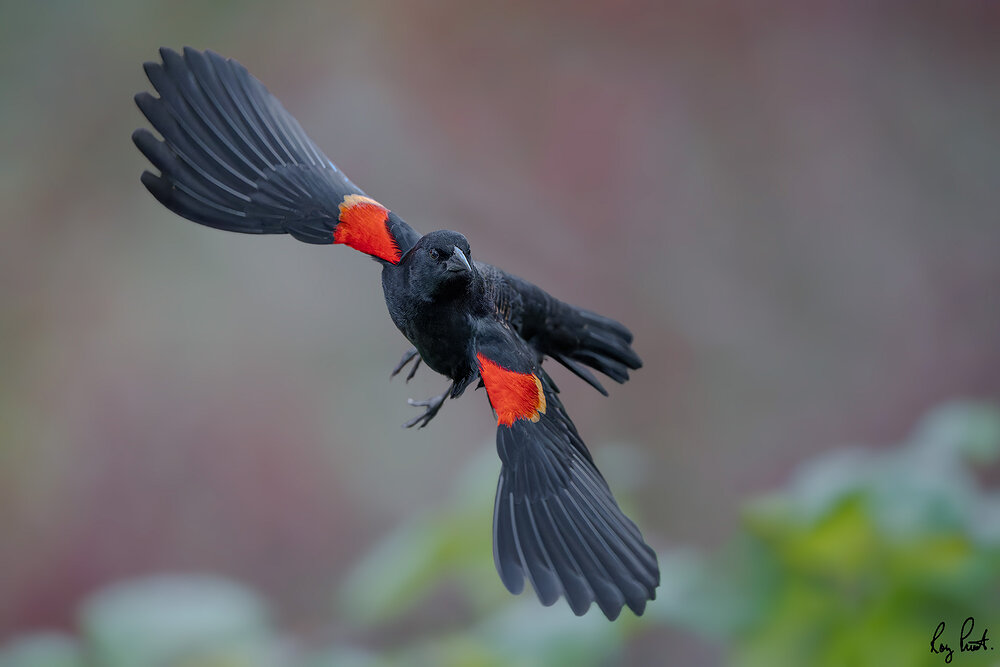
left=447, top=247, right=472, bottom=273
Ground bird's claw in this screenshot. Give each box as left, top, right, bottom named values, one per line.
left=390, top=348, right=421, bottom=383
left=403, top=392, right=447, bottom=429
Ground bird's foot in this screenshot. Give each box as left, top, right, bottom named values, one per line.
left=390, top=347, right=421, bottom=383
left=403, top=390, right=448, bottom=429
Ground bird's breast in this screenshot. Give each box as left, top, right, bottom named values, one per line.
left=408, top=305, right=475, bottom=379
left=381, top=267, right=483, bottom=381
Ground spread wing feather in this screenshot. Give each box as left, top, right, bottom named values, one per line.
left=133, top=47, right=421, bottom=256
left=492, top=371, right=659, bottom=619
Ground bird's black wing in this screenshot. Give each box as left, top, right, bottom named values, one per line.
left=474, top=331, right=659, bottom=619
left=478, top=263, right=642, bottom=395
left=133, top=47, right=420, bottom=263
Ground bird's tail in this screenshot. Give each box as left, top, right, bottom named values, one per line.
left=549, top=307, right=642, bottom=396
left=497, top=273, right=643, bottom=396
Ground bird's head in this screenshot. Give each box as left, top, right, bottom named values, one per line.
left=406, top=230, right=475, bottom=297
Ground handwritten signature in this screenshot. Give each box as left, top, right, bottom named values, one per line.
left=931, top=617, right=992, bottom=663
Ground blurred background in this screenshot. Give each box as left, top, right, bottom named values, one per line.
left=1, top=1, right=999, bottom=665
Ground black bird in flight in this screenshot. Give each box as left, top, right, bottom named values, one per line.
left=133, top=47, right=659, bottom=620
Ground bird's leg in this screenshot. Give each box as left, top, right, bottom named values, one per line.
left=390, top=347, right=421, bottom=383
left=403, top=382, right=454, bottom=429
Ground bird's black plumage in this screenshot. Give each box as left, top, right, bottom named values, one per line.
left=134, top=47, right=658, bottom=620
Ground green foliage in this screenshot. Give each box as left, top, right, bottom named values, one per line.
left=1, top=403, right=997, bottom=666
left=0, top=634, right=81, bottom=667
left=338, top=449, right=504, bottom=625
left=1, top=577, right=275, bottom=667
left=79, top=575, right=273, bottom=667
left=656, top=401, right=1000, bottom=667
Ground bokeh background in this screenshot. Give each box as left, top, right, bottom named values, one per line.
left=2, top=1, right=999, bottom=665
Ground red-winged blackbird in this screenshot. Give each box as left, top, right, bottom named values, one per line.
left=133, top=47, right=659, bottom=620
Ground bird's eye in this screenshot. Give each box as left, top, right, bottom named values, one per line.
left=428, top=248, right=441, bottom=260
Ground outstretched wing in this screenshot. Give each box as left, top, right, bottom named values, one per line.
left=475, top=331, right=659, bottom=619
left=133, top=47, right=420, bottom=264
left=479, top=264, right=642, bottom=395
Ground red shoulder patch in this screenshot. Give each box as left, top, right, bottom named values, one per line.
left=334, top=194, right=401, bottom=264
left=476, top=353, right=547, bottom=427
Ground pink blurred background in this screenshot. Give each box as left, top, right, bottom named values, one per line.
left=2, top=0, right=999, bottom=658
